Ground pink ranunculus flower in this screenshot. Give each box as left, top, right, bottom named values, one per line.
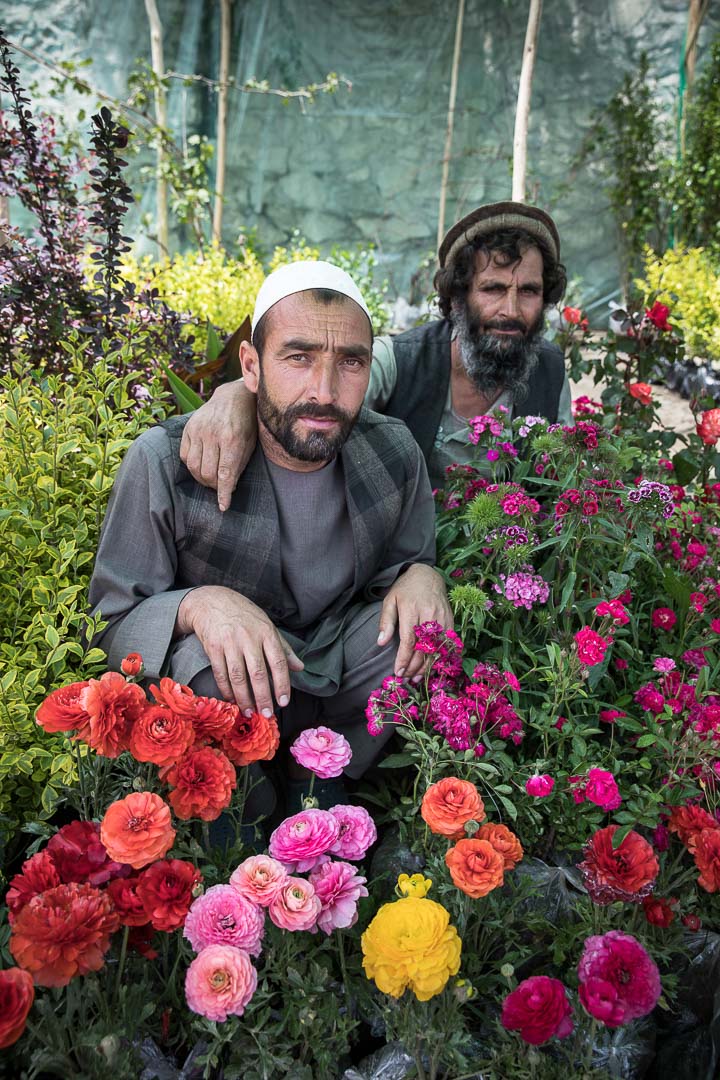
left=185, top=944, right=257, bottom=1021
left=268, top=877, right=321, bottom=932
left=585, top=769, right=622, bottom=812
left=269, top=809, right=340, bottom=873
left=525, top=774, right=555, bottom=797
left=289, top=726, right=353, bottom=779
left=575, top=628, right=611, bottom=666
left=308, top=860, right=368, bottom=934
left=229, top=855, right=289, bottom=908
left=183, top=884, right=265, bottom=957
left=578, top=930, right=661, bottom=1028
left=328, top=804, right=377, bottom=861
left=653, top=657, right=676, bottom=673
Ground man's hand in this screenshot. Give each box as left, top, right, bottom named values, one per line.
left=177, top=586, right=304, bottom=715
left=376, top=564, right=454, bottom=681
left=180, top=381, right=258, bottom=511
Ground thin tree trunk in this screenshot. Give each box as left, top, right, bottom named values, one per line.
left=212, top=0, right=232, bottom=245
left=144, top=0, right=169, bottom=254
left=512, top=0, right=542, bottom=202
left=437, top=0, right=465, bottom=251
left=680, top=0, right=709, bottom=156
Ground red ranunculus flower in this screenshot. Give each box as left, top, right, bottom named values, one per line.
left=668, top=804, right=719, bottom=846
left=501, top=975, right=574, bottom=1045
left=136, top=859, right=202, bottom=932
left=9, top=882, right=120, bottom=987
left=222, top=710, right=280, bottom=766
left=120, top=652, right=144, bottom=677
left=628, top=382, right=653, bottom=405
left=164, top=746, right=237, bottom=821
left=642, top=895, right=676, bottom=928
left=6, top=850, right=61, bottom=924
left=79, top=671, right=147, bottom=757
left=191, top=696, right=240, bottom=742
left=689, top=828, right=720, bottom=893
left=106, top=875, right=151, bottom=926
left=128, top=704, right=195, bottom=766
left=35, top=680, right=90, bottom=736
left=0, top=968, right=35, bottom=1049
left=696, top=408, right=720, bottom=447
left=578, top=825, right=659, bottom=905
left=47, top=820, right=127, bottom=886
left=646, top=301, right=671, bottom=332
left=149, top=677, right=198, bottom=717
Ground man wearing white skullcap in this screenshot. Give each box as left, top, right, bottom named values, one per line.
left=89, top=261, right=451, bottom=796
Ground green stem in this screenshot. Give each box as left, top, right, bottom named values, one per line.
left=114, top=924, right=130, bottom=1003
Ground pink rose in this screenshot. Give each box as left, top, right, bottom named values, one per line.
left=183, top=885, right=265, bottom=957
left=229, top=855, right=289, bottom=908
left=269, top=809, right=340, bottom=873
left=503, top=670, right=521, bottom=692
left=574, top=628, right=611, bottom=666
left=289, top=726, right=353, bottom=779
left=268, top=877, right=321, bottom=932
left=585, top=769, right=622, bottom=811
left=525, top=774, right=555, bottom=798
left=501, top=975, right=574, bottom=1045
left=578, top=931, right=661, bottom=1028
left=185, top=944, right=257, bottom=1021
left=653, top=657, right=676, bottom=673
left=328, top=804, right=377, bottom=861
left=308, top=860, right=368, bottom=934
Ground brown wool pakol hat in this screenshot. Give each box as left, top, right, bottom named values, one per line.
left=438, top=201, right=561, bottom=269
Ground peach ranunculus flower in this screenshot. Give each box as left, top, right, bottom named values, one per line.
left=185, top=943, right=258, bottom=1021
left=445, top=838, right=505, bottom=898
left=628, top=382, right=653, bottom=406
left=100, top=792, right=176, bottom=869
left=696, top=408, right=720, bottom=447
left=268, top=877, right=321, bottom=932
left=421, top=777, right=485, bottom=839
left=475, top=823, right=524, bottom=870
left=229, top=854, right=289, bottom=908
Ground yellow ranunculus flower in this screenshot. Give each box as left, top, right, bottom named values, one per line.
left=396, top=873, right=432, bottom=898
left=361, top=897, right=462, bottom=1001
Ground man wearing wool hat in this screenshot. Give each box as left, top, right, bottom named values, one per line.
left=88, top=261, right=451, bottom=780
left=180, top=200, right=573, bottom=499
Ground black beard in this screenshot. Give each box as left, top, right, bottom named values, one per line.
left=256, top=377, right=358, bottom=463
left=451, top=301, right=544, bottom=401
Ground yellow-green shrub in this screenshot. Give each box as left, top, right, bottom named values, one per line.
left=121, top=244, right=265, bottom=337
left=0, top=344, right=169, bottom=848
left=636, top=246, right=720, bottom=359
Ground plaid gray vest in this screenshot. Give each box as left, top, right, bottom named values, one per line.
left=161, top=408, right=421, bottom=626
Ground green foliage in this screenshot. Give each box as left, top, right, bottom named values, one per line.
left=636, top=245, right=720, bottom=359
left=0, top=345, right=169, bottom=846
left=676, top=35, right=720, bottom=248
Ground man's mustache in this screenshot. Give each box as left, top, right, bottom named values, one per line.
left=482, top=319, right=527, bottom=334
left=287, top=402, right=351, bottom=423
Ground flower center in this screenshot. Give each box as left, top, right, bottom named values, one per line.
left=127, top=815, right=149, bottom=832
left=210, top=969, right=229, bottom=990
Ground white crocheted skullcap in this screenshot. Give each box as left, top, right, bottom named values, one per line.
left=251, top=260, right=372, bottom=334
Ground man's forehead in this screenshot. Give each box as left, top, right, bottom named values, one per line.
left=264, top=290, right=372, bottom=341
left=473, top=244, right=544, bottom=278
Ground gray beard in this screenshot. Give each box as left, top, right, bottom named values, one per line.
left=451, top=303, right=543, bottom=402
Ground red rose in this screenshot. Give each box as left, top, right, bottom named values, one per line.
left=79, top=671, right=147, bottom=757
left=0, top=968, right=35, bottom=1049
left=47, top=820, right=127, bottom=886
left=6, top=850, right=61, bottom=923
left=642, top=895, right=676, bottom=928
left=628, top=382, right=653, bottom=405
left=128, top=704, right=195, bottom=766
left=106, top=875, right=150, bottom=927
left=646, top=301, right=671, bottom=332
left=579, top=825, right=659, bottom=905
left=696, top=408, right=720, bottom=447
left=120, top=652, right=144, bottom=677
left=562, top=305, right=582, bottom=325
left=164, top=746, right=236, bottom=821
left=9, top=882, right=120, bottom=987
left=501, top=975, right=573, bottom=1045
left=35, top=680, right=90, bottom=736
left=136, top=858, right=202, bottom=932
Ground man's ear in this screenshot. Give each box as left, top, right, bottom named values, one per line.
left=240, top=340, right=260, bottom=393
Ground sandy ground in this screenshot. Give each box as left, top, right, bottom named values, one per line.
left=569, top=372, right=696, bottom=447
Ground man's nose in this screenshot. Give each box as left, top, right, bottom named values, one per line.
left=308, top=362, right=338, bottom=403
left=499, top=286, right=520, bottom=318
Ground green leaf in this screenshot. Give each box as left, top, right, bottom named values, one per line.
left=611, top=823, right=635, bottom=847
left=671, top=449, right=701, bottom=485
left=635, top=733, right=657, bottom=748
left=205, top=322, right=222, bottom=363
left=496, top=794, right=518, bottom=821
left=377, top=752, right=414, bottom=769
left=159, top=362, right=203, bottom=414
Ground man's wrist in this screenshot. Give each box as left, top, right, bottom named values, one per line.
left=175, top=588, right=202, bottom=637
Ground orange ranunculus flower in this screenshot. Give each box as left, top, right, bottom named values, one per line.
left=421, top=777, right=485, bottom=839
left=475, top=823, right=524, bottom=871
left=628, top=382, right=653, bottom=405
left=221, top=711, right=280, bottom=766
left=79, top=671, right=147, bottom=758
left=5, top=850, right=61, bottom=924
left=35, top=680, right=90, bottom=736
left=120, top=652, right=144, bottom=677
left=100, top=792, right=176, bottom=869
left=689, top=828, right=720, bottom=893
left=191, top=696, right=240, bottom=742
left=445, top=838, right=504, bottom=898
left=578, top=825, right=659, bottom=905
left=0, top=967, right=35, bottom=1049
left=696, top=408, right=720, bottom=447
left=165, top=746, right=237, bottom=821
left=128, top=704, right=195, bottom=766
left=9, top=882, right=120, bottom=987
left=150, top=677, right=198, bottom=717
left=668, top=804, right=719, bottom=846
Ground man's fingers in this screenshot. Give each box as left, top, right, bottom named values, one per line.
left=279, top=637, right=305, bottom=673
left=263, top=637, right=293, bottom=709
left=208, top=651, right=253, bottom=715
left=181, top=431, right=205, bottom=485
left=377, top=595, right=398, bottom=648
left=393, top=622, right=418, bottom=678
left=217, top=450, right=243, bottom=513
left=199, top=442, right=220, bottom=490
left=241, top=648, right=275, bottom=718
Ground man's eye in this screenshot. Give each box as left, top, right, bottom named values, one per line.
left=343, top=356, right=365, bottom=367
left=287, top=353, right=309, bottom=362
